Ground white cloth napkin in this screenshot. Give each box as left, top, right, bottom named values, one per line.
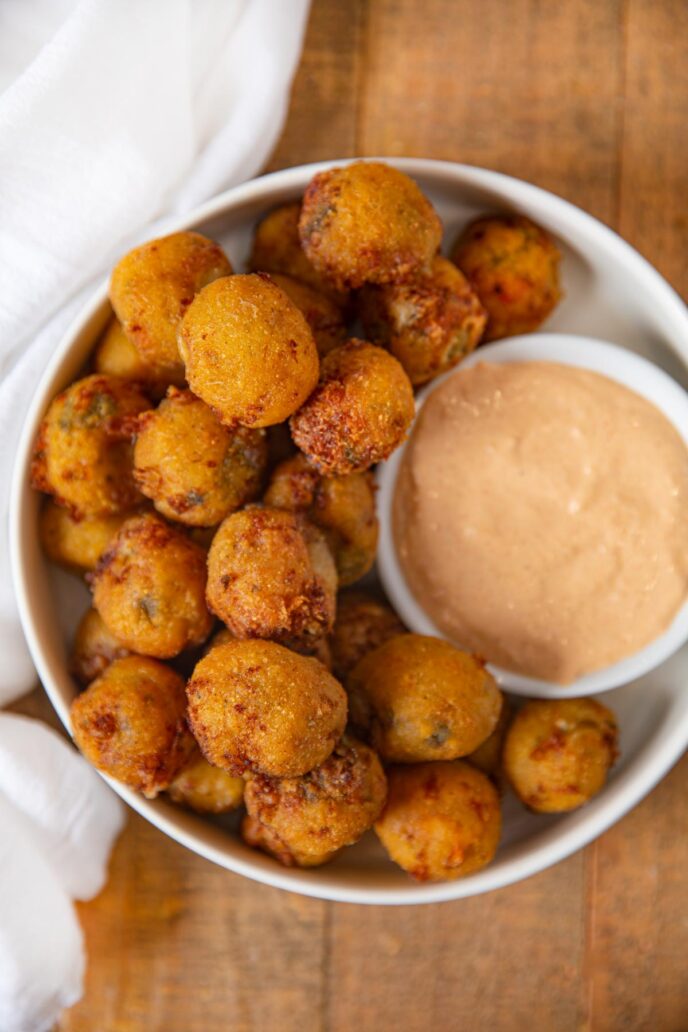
left=0, top=1, right=310, bottom=1028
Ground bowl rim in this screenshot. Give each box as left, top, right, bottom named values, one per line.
left=377, top=333, right=688, bottom=698
left=10, top=157, right=688, bottom=905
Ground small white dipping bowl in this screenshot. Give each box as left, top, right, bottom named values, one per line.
left=10, top=161, right=688, bottom=904
left=378, top=334, right=688, bottom=698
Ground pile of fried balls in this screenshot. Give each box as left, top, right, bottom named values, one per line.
left=32, top=161, right=618, bottom=882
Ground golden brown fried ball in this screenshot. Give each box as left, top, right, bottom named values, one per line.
left=330, top=590, right=405, bottom=680
left=167, top=748, right=244, bottom=814
left=375, top=761, right=501, bottom=882
left=31, top=374, right=149, bottom=518
left=299, top=162, right=442, bottom=290
left=357, top=256, right=486, bottom=385
left=94, top=317, right=169, bottom=397
left=249, top=201, right=349, bottom=306
left=264, top=453, right=378, bottom=586
left=71, top=656, right=194, bottom=797
left=206, top=506, right=336, bottom=647
left=71, top=608, right=131, bottom=685
left=242, top=737, right=387, bottom=867
left=451, top=215, right=561, bottom=341
left=467, top=700, right=512, bottom=782
left=91, top=511, right=212, bottom=658
left=133, top=388, right=267, bottom=526
left=186, top=639, right=347, bottom=777
left=347, top=634, right=503, bottom=763
left=110, top=231, right=233, bottom=382
left=39, top=500, right=131, bottom=573
left=290, top=340, right=415, bottom=475
left=503, top=699, right=618, bottom=813
left=265, top=274, right=347, bottom=357
left=180, top=273, right=319, bottom=429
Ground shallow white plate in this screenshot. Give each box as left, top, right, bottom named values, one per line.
left=10, top=159, right=688, bottom=905
left=378, top=334, right=688, bottom=698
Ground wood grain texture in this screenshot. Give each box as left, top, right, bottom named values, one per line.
left=21, top=0, right=685, bottom=1027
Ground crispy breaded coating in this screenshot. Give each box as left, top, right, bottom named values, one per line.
left=186, top=639, right=347, bottom=777
left=375, top=761, right=501, bottom=881
left=71, top=656, right=194, bottom=797
left=299, top=162, right=442, bottom=290
left=290, top=340, right=415, bottom=475
left=503, top=698, right=618, bottom=813
left=91, top=511, right=212, bottom=658
left=30, top=374, right=149, bottom=518
left=110, top=231, right=232, bottom=382
left=181, top=273, right=319, bottom=429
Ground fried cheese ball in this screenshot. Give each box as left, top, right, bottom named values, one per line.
left=206, top=506, right=336, bottom=647
left=186, top=639, right=347, bottom=777
left=503, top=698, right=618, bottom=813
left=467, top=699, right=512, bottom=782
left=290, top=340, right=415, bottom=475
left=249, top=200, right=349, bottom=306
left=375, top=761, right=501, bottom=882
left=167, top=748, right=244, bottom=814
left=265, top=273, right=347, bottom=356
left=133, top=388, right=267, bottom=526
left=180, top=273, right=319, bottom=428
left=347, top=634, right=503, bottom=763
left=39, top=500, right=131, bottom=573
left=30, top=374, right=149, bottom=518
left=71, top=656, right=194, bottom=797
left=91, top=511, right=212, bottom=657
left=264, top=453, right=378, bottom=586
left=242, top=737, right=386, bottom=867
left=330, top=590, right=406, bottom=680
left=451, top=215, right=561, bottom=341
left=299, top=162, right=442, bottom=290
left=71, top=608, right=131, bottom=685
left=110, top=231, right=233, bottom=382
left=94, top=317, right=169, bottom=397
left=357, top=256, right=486, bottom=385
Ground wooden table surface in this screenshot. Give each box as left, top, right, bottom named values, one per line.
left=24, top=1, right=688, bottom=1029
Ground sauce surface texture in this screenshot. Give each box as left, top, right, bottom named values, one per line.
left=394, top=360, right=688, bottom=683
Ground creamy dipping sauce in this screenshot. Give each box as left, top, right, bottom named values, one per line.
left=394, top=360, right=688, bottom=683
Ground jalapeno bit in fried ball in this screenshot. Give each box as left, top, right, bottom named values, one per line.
left=503, top=698, right=618, bottom=813
left=330, top=590, right=406, bottom=680
left=347, top=634, right=503, bottom=763
left=451, top=215, right=561, bottom=341
left=264, top=453, right=378, bottom=586
left=206, top=506, right=336, bottom=647
left=299, top=162, right=442, bottom=290
left=39, top=500, right=132, bottom=574
left=242, top=737, right=387, bottom=867
left=134, top=388, right=267, bottom=526
left=249, top=200, right=349, bottom=307
left=375, top=761, right=501, bottom=882
left=358, top=256, right=486, bottom=385
left=71, top=608, right=131, bottom=685
left=31, top=374, right=149, bottom=519
left=167, top=748, right=244, bottom=815
left=91, top=511, right=212, bottom=658
left=186, top=639, right=347, bottom=778
left=110, top=231, right=233, bottom=383
left=71, top=656, right=194, bottom=798
left=180, top=273, right=319, bottom=429
left=290, top=340, right=415, bottom=475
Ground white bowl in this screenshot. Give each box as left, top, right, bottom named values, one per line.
left=378, top=333, right=688, bottom=698
left=10, top=159, right=688, bottom=905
